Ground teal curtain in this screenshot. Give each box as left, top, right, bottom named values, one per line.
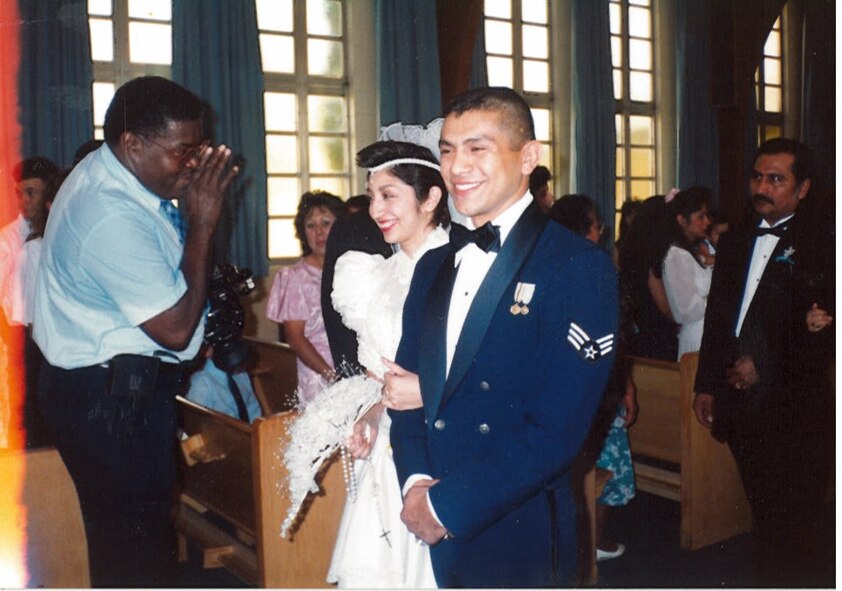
left=172, top=1, right=268, bottom=277
left=376, top=0, right=442, bottom=126
left=570, top=0, right=616, bottom=243
left=18, top=0, right=92, bottom=168
left=469, top=18, right=488, bottom=89
left=800, top=0, right=835, bottom=204
left=674, top=0, right=719, bottom=205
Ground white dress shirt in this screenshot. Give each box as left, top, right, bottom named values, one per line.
left=735, top=214, right=794, bottom=336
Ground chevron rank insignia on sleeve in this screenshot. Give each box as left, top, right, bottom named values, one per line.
left=567, top=322, right=614, bottom=363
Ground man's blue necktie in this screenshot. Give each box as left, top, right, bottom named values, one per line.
left=160, top=200, right=187, bottom=242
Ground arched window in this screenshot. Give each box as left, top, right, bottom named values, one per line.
left=755, top=16, right=784, bottom=143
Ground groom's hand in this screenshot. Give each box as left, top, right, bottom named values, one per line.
left=401, top=479, right=448, bottom=545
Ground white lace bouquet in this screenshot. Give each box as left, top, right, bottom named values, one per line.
left=280, top=374, right=381, bottom=537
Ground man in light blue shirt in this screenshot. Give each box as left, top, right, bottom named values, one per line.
left=33, top=76, right=240, bottom=587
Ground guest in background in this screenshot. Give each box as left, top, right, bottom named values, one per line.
left=186, top=344, right=262, bottom=422
left=345, top=194, right=370, bottom=215
left=698, top=209, right=730, bottom=267
left=266, top=191, right=347, bottom=405
left=661, top=186, right=713, bottom=359
left=550, top=194, right=637, bottom=563
left=618, top=195, right=678, bottom=360
left=529, top=164, right=553, bottom=213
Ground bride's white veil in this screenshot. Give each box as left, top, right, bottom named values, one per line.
left=378, top=118, right=467, bottom=226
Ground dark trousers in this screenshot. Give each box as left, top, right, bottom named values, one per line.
left=728, top=429, right=830, bottom=587
left=38, top=360, right=184, bottom=588
left=22, top=329, right=51, bottom=448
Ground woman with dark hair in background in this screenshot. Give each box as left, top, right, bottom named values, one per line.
left=266, top=190, right=347, bottom=405
left=617, top=195, right=678, bottom=361
left=661, top=186, right=713, bottom=359
left=550, top=194, right=638, bottom=562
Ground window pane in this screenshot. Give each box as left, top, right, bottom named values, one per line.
left=256, top=0, right=293, bottom=32
left=308, top=38, right=343, bottom=77
left=484, top=0, right=511, bottom=20
left=615, top=148, right=625, bottom=176
left=522, top=25, right=548, bottom=59
left=523, top=60, right=549, bottom=92
left=485, top=20, right=513, bottom=55
left=538, top=142, right=551, bottom=168
left=308, top=95, right=346, bottom=133
left=92, top=82, right=115, bottom=127
left=629, top=39, right=651, bottom=70
left=128, top=0, right=170, bottom=20
left=264, top=93, right=297, bottom=132
left=613, top=69, right=623, bottom=100
left=89, top=18, right=113, bottom=61
left=521, top=0, right=547, bottom=24
left=629, top=115, right=653, bottom=144
left=630, top=179, right=654, bottom=201
left=629, top=0, right=650, bottom=5
left=531, top=108, right=550, bottom=141
left=609, top=3, right=621, bottom=35
left=88, top=0, right=111, bottom=16
left=267, top=177, right=301, bottom=216
left=764, top=57, right=781, bottom=85
left=764, top=86, right=782, bottom=112
left=487, top=56, right=514, bottom=87
left=309, top=137, right=346, bottom=174
left=307, top=0, right=342, bottom=37
left=764, top=125, right=781, bottom=141
left=629, top=71, right=652, bottom=102
left=765, top=30, right=781, bottom=57
left=94, top=128, right=104, bottom=140
left=260, top=34, right=295, bottom=73
left=129, top=22, right=171, bottom=64
left=615, top=180, right=626, bottom=208
left=628, top=7, right=651, bottom=38
left=268, top=218, right=300, bottom=259
left=615, top=114, right=625, bottom=144
left=310, top=177, right=346, bottom=198
left=630, top=147, right=654, bottom=176
left=611, top=36, right=622, bottom=68
left=266, top=135, right=298, bottom=174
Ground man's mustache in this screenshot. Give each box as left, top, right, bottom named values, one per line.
left=751, top=194, right=774, bottom=206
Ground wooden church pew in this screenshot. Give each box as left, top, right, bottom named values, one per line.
left=627, top=353, right=752, bottom=550
left=176, top=398, right=346, bottom=587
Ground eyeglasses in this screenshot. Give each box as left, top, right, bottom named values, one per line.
left=142, top=136, right=209, bottom=167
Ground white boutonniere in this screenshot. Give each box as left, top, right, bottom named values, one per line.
left=775, top=246, right=796, bottom=265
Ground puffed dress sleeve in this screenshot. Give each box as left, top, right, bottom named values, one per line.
left=331, top=251, right=384, bottom=336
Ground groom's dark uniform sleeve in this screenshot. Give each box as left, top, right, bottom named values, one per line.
left=391, top=232, right=618, bottom=539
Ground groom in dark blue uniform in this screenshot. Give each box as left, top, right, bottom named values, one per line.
left=388, top=87, right=618, bottom=587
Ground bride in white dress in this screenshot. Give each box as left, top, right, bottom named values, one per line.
left=326, top=140, right=450, bottom=588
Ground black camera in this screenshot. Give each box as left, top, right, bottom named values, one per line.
left=205, top=263, right=256, bottom=371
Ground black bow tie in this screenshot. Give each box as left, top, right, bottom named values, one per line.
left=755, top=224, right=789, bottom=237
left=450, top=222, right=502, bottom=253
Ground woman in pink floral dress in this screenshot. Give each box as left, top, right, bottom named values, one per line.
left=266, top=191, right=347, bottom=405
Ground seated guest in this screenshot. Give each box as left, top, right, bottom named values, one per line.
left=529, top=164, right=553, bottom=213
left=345, top=194, right=369, bottom=214
left=661, top=187, right=713, bottom=359
left=186, top=344, right=262, bottom=422
left=266, top=191, right=347, bottom=405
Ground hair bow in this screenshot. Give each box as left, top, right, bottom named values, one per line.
left=664, top=187, right=680, bottom=203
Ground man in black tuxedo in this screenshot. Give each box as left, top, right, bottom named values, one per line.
left=320, top=206, right=391, bottom=376
left=693, top=138, right=834, bottom=586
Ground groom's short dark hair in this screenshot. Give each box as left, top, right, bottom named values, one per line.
left=443, top=87, right=536, bottom=148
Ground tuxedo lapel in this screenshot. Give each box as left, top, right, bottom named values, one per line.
left=419, top=249, right=458, bottom=425
left=440, top=203, right=547, bottom=410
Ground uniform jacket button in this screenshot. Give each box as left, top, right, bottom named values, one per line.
left=479, top=423, right=490, bottom=434
left=434, top=419, right=446, bottom=431
left=479, top=381, right=490, bottom=391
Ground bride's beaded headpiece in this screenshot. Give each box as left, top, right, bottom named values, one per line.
left=367, top=158, right=440, bottom=173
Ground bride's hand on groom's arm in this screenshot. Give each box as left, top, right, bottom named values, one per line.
left=381, top=359, right=423, bottom=410
left=347, top=404, right=383, bottom=459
